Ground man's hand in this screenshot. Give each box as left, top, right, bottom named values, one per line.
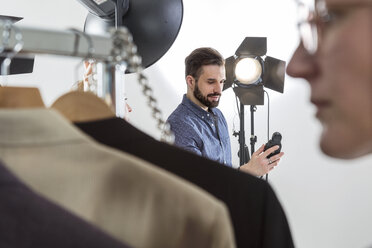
left=239, top=144, right=284, bottom=176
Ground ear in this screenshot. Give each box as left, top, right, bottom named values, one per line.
left=186, top=75, right=195, bottom=90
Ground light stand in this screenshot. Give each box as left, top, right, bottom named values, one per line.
left=236, top=104, right=257, bottom=166
left=223, top=37, right=286, bottom=168
left=238, top=103, right=250, bottom=165
left=249, top=105, right=257, bottom=157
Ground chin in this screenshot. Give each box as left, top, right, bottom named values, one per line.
left=320, top=121, right=372, bottom=159
left=209, top=101, right=219, bottom=108
left=320, top=141, right=352, bottom=159
left=319, top=133, right=370, bottom=160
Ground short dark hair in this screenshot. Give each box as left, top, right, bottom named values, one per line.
left=185, top=47, right=224, bottom=80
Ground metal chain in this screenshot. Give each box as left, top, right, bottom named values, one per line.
left=0, top=20, right=24, bottom=84
left=109, top=27, right=175, bottom=144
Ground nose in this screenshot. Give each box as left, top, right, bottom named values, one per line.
left=286, top=42, right=318, bottom=80
left=214, top=82, right=223, bottom=94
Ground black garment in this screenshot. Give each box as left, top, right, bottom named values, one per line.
left=0, top=160, right=130, bottom=248
left=76, top=117, right=295, bottom=248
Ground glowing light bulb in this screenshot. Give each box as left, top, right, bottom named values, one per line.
left=235, top=58, right=262, bottom=84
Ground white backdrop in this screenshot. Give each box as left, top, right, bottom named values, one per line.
left=1, top=0, right=372, bottom=247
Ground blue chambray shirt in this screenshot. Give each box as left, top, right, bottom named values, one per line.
left=167, top=95, right=232, bottom=167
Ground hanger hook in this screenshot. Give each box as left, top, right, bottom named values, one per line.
left=69, top=28, right=95, bottom=92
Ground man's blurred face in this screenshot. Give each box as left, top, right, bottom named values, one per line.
left=287, top=0, right=372, bottom=159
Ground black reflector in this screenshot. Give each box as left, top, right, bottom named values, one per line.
left=263, top=56, right=286, bottom=93
left=84, top=0, right=183, bottom=71
left=223, top=56, right=235, bottom=91
left=235, top=37, right=267, bottom=57
left=0, top=56, right=35, bottom=75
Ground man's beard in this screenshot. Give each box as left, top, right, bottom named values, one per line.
left=193, top=83, right=221, bottom=108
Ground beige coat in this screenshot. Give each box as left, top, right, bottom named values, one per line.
left=0, top=109, right=235, bottom=248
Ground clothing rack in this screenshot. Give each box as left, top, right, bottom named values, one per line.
left=0, top=21, right=129, bottom=118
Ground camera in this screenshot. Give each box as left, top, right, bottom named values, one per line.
left=264, top=132, right=282, bottom=158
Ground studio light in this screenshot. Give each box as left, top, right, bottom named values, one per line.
left=225, top=37, right=286, bottom=166
left=77, top=0, right=183, bottom=70
left=223, top=37, right=286, bottom=105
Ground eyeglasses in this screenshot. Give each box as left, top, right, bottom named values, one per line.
left=295, top=0, right=372, bottom=54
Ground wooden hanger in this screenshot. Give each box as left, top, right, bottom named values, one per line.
left=51, top=91, right=115, bottom=122
left=0, top=86, right=45, bottom=108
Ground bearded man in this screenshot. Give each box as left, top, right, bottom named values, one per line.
left=167, top=47, right=283, bottom=176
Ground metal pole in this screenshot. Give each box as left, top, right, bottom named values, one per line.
left=96, top=61, right=127, bottom=118
left=239, top=103, right=245, bottom=166
left=250, top=105, right=257, bottom=156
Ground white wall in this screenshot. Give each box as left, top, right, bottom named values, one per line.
left=1, top=0, right=372, bottom=247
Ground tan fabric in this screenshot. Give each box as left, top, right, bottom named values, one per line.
left=0, top=109, right=235, bottom=248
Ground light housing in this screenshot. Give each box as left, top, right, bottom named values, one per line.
left=223, top=37, right=286, bottom=105
left=78, top=0, right=183, bottom=71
